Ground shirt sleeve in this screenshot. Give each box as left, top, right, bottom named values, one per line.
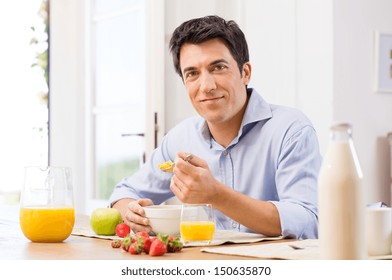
left=108, top=136, right=176, bottom=207
left=271, top=125, right=321, bottom=239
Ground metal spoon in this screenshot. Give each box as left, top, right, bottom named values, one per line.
left=160, top=153, right=193, bottom=173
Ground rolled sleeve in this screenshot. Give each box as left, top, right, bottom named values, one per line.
left=272, top=201, right=318, bottom=239
left=274, top=125, right=321, bottom=239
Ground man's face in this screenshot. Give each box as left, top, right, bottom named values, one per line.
left=179, top=38, right=251, bottom=128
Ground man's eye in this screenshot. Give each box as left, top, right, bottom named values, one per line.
left=213, top=65, right=227, bottom=71
left=185, top=71, right=197, bottom=79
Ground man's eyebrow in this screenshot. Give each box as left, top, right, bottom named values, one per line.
left=183, top=66, right=197, bottom=75
left=209, top=59, right=229, bottom=66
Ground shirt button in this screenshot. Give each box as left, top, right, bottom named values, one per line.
left=223, top=150, right=228, bottom=156
left=231, top=221, right=238, bottom=228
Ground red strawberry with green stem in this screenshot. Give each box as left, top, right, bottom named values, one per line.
left=129, top=237, right=144, bottom=255
left=149, top=238, right=167, bottom=256
left=111, top=239, right=122, bottom=248
left=167, top=235, right=183, bottom=253
left=121, top=234, right=133, bottom=252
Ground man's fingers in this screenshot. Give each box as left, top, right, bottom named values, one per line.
left=137, top=198, right=153, bottom=207
left=177, top=151, right=206, bottom=168
left=125, top=199, right=154, bottom=233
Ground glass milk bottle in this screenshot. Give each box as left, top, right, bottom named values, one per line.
left=318, top=123, right=366, bottom=259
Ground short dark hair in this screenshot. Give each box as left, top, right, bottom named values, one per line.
left=169, top=15, right=249, bottom=78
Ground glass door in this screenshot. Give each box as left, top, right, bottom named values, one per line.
left=90, top=0, right=147, bottom=201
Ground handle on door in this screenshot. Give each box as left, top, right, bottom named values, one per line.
left=121, top=112, right=159, bottom=163
left=121, top=112, right=159, bottom=149
left=121, top=133, right=145, bottom=137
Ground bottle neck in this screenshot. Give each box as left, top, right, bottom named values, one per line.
left=330, top=123, right=352, bottom=142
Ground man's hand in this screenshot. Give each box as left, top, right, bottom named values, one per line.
left=170, top=152, right=220, bottom=204
left=113, top=198, right=153, bottom=233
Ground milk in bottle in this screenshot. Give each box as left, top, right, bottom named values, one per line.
left=318, top=123, right=366, bottom=259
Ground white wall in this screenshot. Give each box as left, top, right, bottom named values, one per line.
left=333, top=0, right=392, bottom=205
left=243, top=0, right=333, bottom=155
left=295, top=0, right=333, bottom=157
left=242, top=0, right=297, bottom=107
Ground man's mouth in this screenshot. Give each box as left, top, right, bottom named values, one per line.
left=200, top=96, right=224, bottom=102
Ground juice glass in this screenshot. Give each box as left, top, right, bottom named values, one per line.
left=180, top=204, right=215, bottom=246
left=20, top=166, right=75, bottom=242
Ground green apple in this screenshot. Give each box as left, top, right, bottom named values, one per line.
left=90, top=208, right=122, bottom=236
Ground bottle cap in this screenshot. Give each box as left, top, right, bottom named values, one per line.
left=330, top=122, right=352, bottom=131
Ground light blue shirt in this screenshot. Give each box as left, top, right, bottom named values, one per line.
left=109, top=89, right=322, bottom=239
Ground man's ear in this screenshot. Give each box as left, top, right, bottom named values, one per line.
left=242, top=62, right=252, bottom=85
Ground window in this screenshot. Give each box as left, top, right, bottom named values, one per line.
left=0, top=0, right=49, bottom=205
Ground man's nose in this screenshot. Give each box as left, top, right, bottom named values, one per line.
left=200, top=72, right=217, bottom=94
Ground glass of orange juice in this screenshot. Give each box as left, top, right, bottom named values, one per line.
left=20, top=166, right=75, bottom=243
left=180, top=203, right=215, bottom=246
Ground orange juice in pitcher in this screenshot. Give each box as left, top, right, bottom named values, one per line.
left=20, top=167, right=75, bottom=242
left=20, top=207, right=75, bottom=242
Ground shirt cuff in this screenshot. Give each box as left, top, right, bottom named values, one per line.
left=270, top=200, right=318, bottom=239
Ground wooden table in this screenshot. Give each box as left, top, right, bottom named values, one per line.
left=0, top=205, right=284, bottom=260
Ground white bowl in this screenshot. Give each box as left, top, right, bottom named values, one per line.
left=142, top=204, right=182, bottom=236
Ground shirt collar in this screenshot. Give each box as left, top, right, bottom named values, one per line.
left=241, top=88, right=273, bottom=127
left=199, top=88, right=273, bottom=148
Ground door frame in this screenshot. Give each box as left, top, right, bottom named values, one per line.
left=49, top=0, right=165, bottom=214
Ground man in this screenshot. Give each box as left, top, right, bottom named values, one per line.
left=110, top=15, right=321, bottom=239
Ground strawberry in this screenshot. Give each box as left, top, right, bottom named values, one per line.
left=156, top=233, right=169, bottom=245
left=129, top=236, right=143, bottom=254
left=111, top=239, right=122, bottom=248
left=133, top=231, right=153, bottom=254
left=149, top=238, right=167, bottom=256
left=115, top=223, right=131, bottom=238
left=135, top=231, right=149, bottom=239
left=145, top=236, right=157, bottom=253
left=121, top=234, right=133, bottom=252
left=167, top=235, right=183, bottom=253
left=142, top=237, right=152, bottom=254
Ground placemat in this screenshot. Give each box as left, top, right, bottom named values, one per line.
left=201, top=239, right=392, bottom=260
left=201, top=239, right=319, bottom=259
left=71, top=226, right=282, bottom=246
